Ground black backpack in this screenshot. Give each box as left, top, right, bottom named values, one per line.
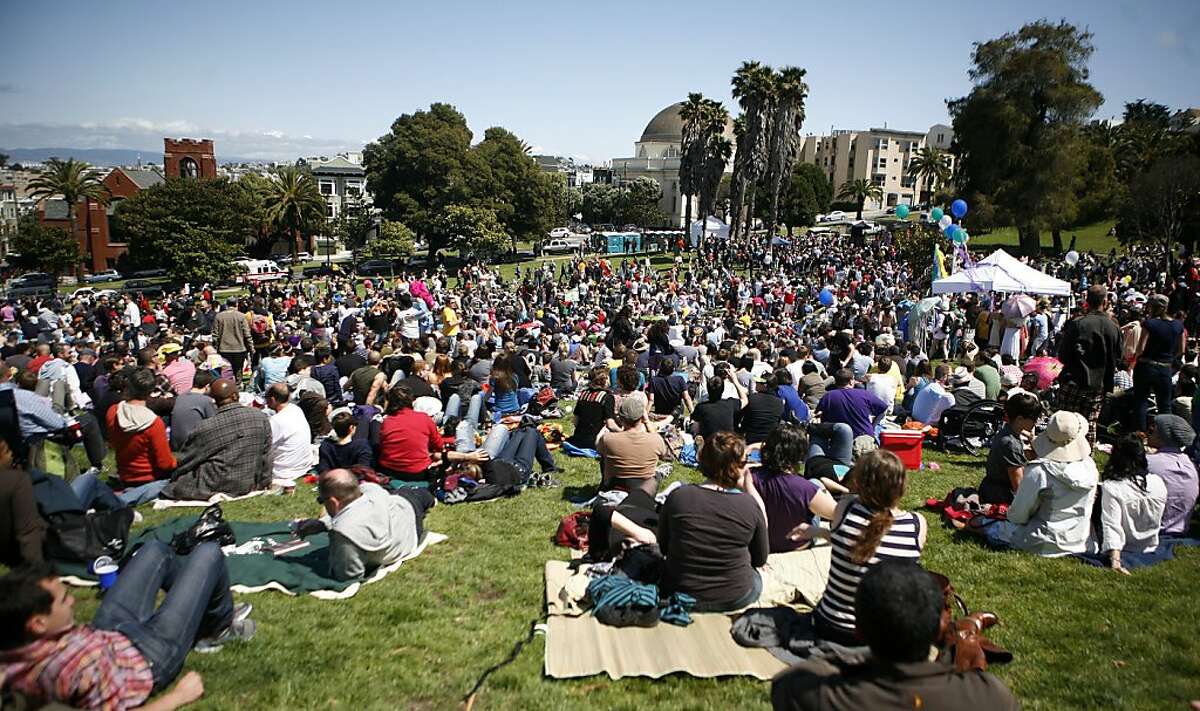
left=43, top=509, right=135, bottom=564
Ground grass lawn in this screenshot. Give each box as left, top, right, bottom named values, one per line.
left=971, top=220, right=1119, bottom=255
left=60, top=417, right=1199, bottom=710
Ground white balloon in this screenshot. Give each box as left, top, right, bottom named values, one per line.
left=1064, top=250, right=1079, bottom=266
left=938, top=215, right=953, bottom=230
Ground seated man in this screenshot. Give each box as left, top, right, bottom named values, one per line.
left=771, top=560, right=1018, bottom=710
left=910, top=364, right=954, bottom=426
left=294, top=468, right=435, bottom=581
left=265, top=383, right=314, bottom=487
left=0, top=542, right=255, bottom=710
left=597, top=397, right=667, bottom=496
left=170, top=370, right=217, bottom=451
left=106, top=368, right=176, bottom=505
left=163, top=379, right=273, bottom=501
left=816, top=368, right=888, bottom=441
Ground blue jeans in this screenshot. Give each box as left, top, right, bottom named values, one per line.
left=452, top=392, right=486, bottom=452
left=117, top=479, right=169, bottom=506
left=69, top=471, right=126, bottom=511
left=807, top=422, right=853, bottom=465
left=91, top=541, right=234, bottom=691
left=497, top=427, right=556, bottom=478
left=691, top=569, right=763, bottom=613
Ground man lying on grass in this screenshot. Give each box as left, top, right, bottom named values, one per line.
left=0, top=541, right=254, bottom=710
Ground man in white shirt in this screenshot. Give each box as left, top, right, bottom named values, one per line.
left=911, top=364, right=955, bottom=425
left=264, top=383, right=313, bottom=487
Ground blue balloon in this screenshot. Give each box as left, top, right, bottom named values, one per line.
left=951, top=199, right=968, bottom=219
left=818, top=288, right=834, bottom=307
left=943, top=223, right=956, bottom=237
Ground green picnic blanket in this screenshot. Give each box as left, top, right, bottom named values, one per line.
left=58, top=518, right=371, bottom=595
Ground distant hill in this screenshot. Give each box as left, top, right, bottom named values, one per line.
left=1, top=147, right=258, bottom=167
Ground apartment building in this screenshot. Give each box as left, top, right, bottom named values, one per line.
left=798, top=123, right=954, bottom=210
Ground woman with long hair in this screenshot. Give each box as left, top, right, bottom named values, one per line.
left=752, top=424, right=837, bottom=553
left=658, top=431, right=768, bottom=612
left=1095, top=435, right=1167, bottom=574
left=566, top=366, right=617, bottom=450
left=488, top=357, right=520, bottom=420
left=793, top=449, right=925, bottom=645
left=372, top=384, right=442, bottom=481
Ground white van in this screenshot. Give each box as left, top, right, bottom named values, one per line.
left=234, top=259, right=287, bottom=284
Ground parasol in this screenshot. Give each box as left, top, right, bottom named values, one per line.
left=1002, top=294, right=1036, bottom=320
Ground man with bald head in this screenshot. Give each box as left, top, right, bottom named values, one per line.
left=162, top=378, right=273, bottom=501
left=292, top=468, right=435, bottom=581
left=265, top=382, right=313, bottom=487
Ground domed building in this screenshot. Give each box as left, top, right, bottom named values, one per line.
left=610, top=102, right=734, bottom=228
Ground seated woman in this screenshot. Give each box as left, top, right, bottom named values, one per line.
left=751, top=424, right=837, bottom=553
left=978, top=392, right=1040, bottom=505
left=488, top=358, right=521, bottom=421
left=566, top=366, right=617, bottom=450
left=657, top=431, right=769, bottom=612
left=372, top=384, right=443, bottom=481
left=792, top=449, right=926, bottom=646
left=971, top=411, right=1099, bottom=557
left=1093, top=435, right=1167, bottom=574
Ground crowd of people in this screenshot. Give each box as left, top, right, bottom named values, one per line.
left=1, top=228, right=1198, bottom=709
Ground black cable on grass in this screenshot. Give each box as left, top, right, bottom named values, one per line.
left=462, top=615, right=546, bottom=710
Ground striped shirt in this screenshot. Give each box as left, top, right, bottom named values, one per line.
left=0, top=625, right=153, bottom=711
left=815, top=499, right=924, bottom=634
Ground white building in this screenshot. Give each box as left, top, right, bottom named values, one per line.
left=797, top=123, right=955, bottom=210
left=610, top=102, right=735, bottom=228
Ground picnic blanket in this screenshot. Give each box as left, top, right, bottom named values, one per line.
left=542, top=545, right=831, bottom=680
left=58, top=518, right=446, bottom=600
left=151, top=489, right=269, bottom=510
left=1073, top=536, right=1200, bottom=571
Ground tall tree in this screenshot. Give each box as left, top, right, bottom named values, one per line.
left=948, top=20, right=1102, bottom=256
left=263, top=165, right=326, bottom=264
left=362, top=219, right=415, bottom=260
left=780, top=164, right=832, bottom=234
left=763, top=66, right=809, bottom=238
left=678, top=93, right=708, bottom=233
left=695, top=100, right=732, bottom=249
left=907, top=146, right=950, bottom=206
left=27, top=158, right=108, bottom=270
left=429, top=204, right=508, bottom=257
left=1120, top=154, right=1200, bottom=277
left=471, top=127, right=557, bottom=251
left=837, top=178, right=883, bottom=220
left=364, top=103, right=477, bottom=260
left=728, top=61, right=776, bottom=241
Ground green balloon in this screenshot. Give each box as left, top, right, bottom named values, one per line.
left=931, top=207, right=944, bottom=221
left=895, top=204, right=910, bottom=219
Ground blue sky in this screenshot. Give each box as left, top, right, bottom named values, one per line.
left=1, top=0, right=1197, bottom=162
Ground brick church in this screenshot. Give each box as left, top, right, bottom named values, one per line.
left=40, top=138, right=216, bottom=273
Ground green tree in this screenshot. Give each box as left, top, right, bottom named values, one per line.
left=362, top=219, right=415, bottom=260
left=581, top=183, right=620, bottom=225
left=429, top=204, right=507, bottom=257
left=333, top=210, right=377, bottom=252
left=948, top=20, right=1102, bottom=255
left=763, top=66, right=809, bottom=238
left=678, top=93, right=708, bottom=232
left=263, top=165, right=325, bottom=264
left=779, top=164, right=831, bottom=233
left=10, top=215, right=79, bottom=283
left=112, top=177, right=261, bottom=283
left=908, top=146, right=950, bottom=206
left=622, top=177, right=665, bottom=227
left=233, top=172, right=275, bottom=255
left=364, top=103, right=477, bottom=260
left=26, top=158, right=108, bottom=270
left=728, top=61, right=776, bottom=241
left=837, top=178, right=883, bottom=219
left=564, top=184, right=584, bottom=223
left=471, top=127, right=558, bottom=251
left=1119, top=154, right=1200, bottom=277
left=797, top=163, right=832, bottom=212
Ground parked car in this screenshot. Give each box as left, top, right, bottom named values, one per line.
left=72, top=287, right=119, bottom=301
left=122, top=279, right=166, bottom=296
left=301, top=264, right=338, bottom=278
left=126, top=268, right=168, bottom=279
left=548, top=227, right=572, bottom=239
left=6, top=272, right=55, bottom=298
left=355, top=259, right=397, bottom=276
left=84, top=269, right=122, bottom=284
left=620, top=224, right=639, bottom=232
left=821, top=211, right=847, bottom=222
left=541, top=239, right=577, bottom=255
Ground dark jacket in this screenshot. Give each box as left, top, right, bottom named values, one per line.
left=0, top=469, right=45, bottom=567
left=772, top=658, right=1019, bottom=711
left=1058, top=311, right=1121, bottom=392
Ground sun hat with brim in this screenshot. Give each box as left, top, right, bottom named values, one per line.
left=950, top=367, right=972, bottom=387
left=1033, top=411, right=1091, bottom=462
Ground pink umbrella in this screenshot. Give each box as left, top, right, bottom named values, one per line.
left=1002, top=294, right=1036, bottom=320
left=1024, top=356, right=1063, bottom=390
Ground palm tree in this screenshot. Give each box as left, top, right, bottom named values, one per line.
left=27, top=158, right=108, bottom=272
left=264, top=166, right=326, bottom=265
left=729, top=61, right=776, bottom=242
left=764, top=66, right=808, bottom=237
left=907, top=146, right=950, bottom=207
left=838, top=178, right=883, bottom=219
left=698, top=100, right=733, bottom=240
left=678, top=93, right=708, bottom=235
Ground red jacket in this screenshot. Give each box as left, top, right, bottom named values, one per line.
left=106, top=403, right=176, bottom=485
left=376, top=409, right=440, bottom=477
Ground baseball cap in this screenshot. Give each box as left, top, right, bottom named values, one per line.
left=617, top=397, right=645, bottom=422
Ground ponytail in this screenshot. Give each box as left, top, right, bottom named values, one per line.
left=846, top=449, right=906, bottom=564
left=851, top=509, right=895, bottom=564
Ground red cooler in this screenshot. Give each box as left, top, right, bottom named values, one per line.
left=880, top=431, right=924, bottom=470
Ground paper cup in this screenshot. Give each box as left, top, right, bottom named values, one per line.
left=95, top=562, right=119, bottom=591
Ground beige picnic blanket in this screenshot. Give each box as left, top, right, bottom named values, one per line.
left=152, top=489, right=270, bottom=510
left=542, top=544, right=832, bottom=680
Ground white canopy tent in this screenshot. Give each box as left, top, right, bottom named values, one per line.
left=689, top=216, right=729, bottom=245
left=932, top=249, right=1071, bottom=297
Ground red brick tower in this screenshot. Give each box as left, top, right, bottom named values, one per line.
left=163, top=138, right=216, bottom=178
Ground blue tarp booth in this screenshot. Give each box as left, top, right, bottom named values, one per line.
left=604, top=232, right=641, bottom=254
